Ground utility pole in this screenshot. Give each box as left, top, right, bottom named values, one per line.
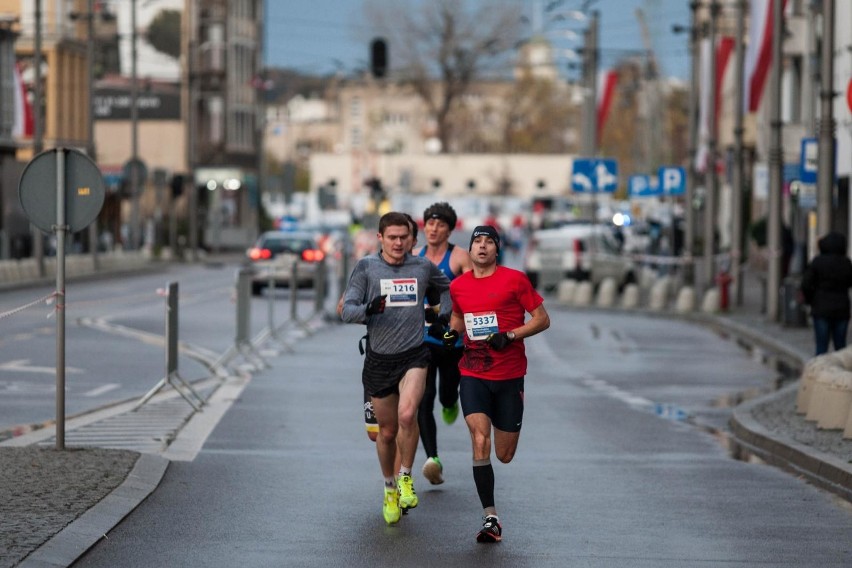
left=816, top=0, right=835, bottom=236
left=32, top=1, right=42, bottom=154
left=636, top=8, right=660, bottom=172
left=582, top=10, right=598, bottom=157
left=731, top=0, right=747, bottom=305
left=86, top=0, right=99, bottom=268
left=129, top=0, right=140, bottom=251
left=681, top=1, right=700, bottom=286
left=256, top=0, right=266, bottom=240
left=802, top=0, right=818, bottom=135
left=186, top=0, right=198, bottom=261
left=32, top=0, right=44, bottom=276
left=766, top=0, right=784, bottom=322
left=702, top=1, right=720, bottom=291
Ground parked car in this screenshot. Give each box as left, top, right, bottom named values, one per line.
left=246, top=231, right=325, bottom=295
left=523, top=222, right=636, bottom=291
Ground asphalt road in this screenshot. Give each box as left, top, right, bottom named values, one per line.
left=72, top=309, right=852, bottom=567
left=0, top=260, right=327, bottom=436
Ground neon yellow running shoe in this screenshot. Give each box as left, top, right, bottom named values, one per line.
left=442, top=401, right=459, bottom=425
left=397, top=474, right=419, bottom=510
left=383, top=487, right=400, bottom=525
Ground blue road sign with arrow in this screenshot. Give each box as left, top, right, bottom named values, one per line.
left=572, top=158, right=618, bottom=193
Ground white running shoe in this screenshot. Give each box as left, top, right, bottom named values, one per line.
left=422, top=456, right=444, bottom=485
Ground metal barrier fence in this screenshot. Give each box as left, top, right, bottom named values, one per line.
left=214, top=268, right=269, bottom=372
left=135, top=281, right=205, bottom=411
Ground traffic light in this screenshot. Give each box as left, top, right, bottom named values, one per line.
left=319, top=180, right=338, bottom=210
left=170, top=174, right=185, bottom=198
left=366, top=177, right=384, bottom=202
left=370, top=38, right=387, bottom=79
left=197, top=184, right=209, bottom=209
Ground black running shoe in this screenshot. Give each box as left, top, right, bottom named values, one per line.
left=476, top=515, right=502, bottom=543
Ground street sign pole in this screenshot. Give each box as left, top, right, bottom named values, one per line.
left=18, top=147, right=106, bottom=451
left=54, top=150, right=67, bottom=450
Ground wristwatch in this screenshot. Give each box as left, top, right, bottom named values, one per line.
left=507, top=331, right=516, bottom=342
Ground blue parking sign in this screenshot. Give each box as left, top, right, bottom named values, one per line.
left=657, top=166, right=686, bottom=196
left=628, top=175, right=659, bottom=198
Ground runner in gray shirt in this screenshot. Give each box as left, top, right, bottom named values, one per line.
left=341, top=212, right=451, bottom=526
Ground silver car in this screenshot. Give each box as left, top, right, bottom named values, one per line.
left=246, top=231, right=325, bottom=295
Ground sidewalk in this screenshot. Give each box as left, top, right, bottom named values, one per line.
left=1, top=265, right=851, bottom=567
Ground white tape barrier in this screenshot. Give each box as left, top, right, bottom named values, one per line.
left=0, top=292, right=58, bottom=321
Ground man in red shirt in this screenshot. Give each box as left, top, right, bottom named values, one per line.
left=443, top=225, right=550, bottom=543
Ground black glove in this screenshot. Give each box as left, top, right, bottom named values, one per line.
left=427, top=314, right=449, bottom=340
left=486, top=332, right=513, bottom=351
left=442, top=329, right=460, bottom=348
left=424, top=306, right=439, bottom=324
left=366, top=295, right=386, bottom=315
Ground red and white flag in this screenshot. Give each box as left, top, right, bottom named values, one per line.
left=744, top=0, right=786, bottom=113
left=12, top=62, right=33, bottom=138
left=596, top=69, right=618, bottom=145
left=695, top=36, right=734, bottom=172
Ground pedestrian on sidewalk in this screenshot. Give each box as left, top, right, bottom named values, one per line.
left=340, top=212, right=451, bottom=526
left=800, top=231, right=852, bottom=355
left=416, top=202, right=473, bottom=486
left=442, top=225, right=550, bottom=543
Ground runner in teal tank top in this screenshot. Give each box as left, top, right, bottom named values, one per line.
left=415, top=202, right=472, bottom=485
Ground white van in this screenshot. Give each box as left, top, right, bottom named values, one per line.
left=523, top=222, right=636, bottom=291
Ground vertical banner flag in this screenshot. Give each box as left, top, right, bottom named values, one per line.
left=714, top=37, right=735, bottom=132
left=596, top=69, right=618, bottom=145
left=744, top=0, right=787, bottom=112
left=12, top=62, right=33, bottom=138
left=695, top=36, right=734, bottom=173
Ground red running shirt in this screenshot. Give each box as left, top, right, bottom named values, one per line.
left=449, top=266, right=544, bottom=380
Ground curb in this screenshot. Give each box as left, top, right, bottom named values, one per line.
left=17, top=454, right=169, bottom=568
left=687, top=314, right=852, bottom=502
left=730, top=383, right=852, bottom=501
left=556, top=302, right=852, bottom=502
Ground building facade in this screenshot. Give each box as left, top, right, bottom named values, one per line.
left=186, top=0, right=263, bottom=248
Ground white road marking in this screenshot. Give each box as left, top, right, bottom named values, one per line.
left=83, top=383, right=120, bottom=397
left=0, top=359, right=83, bottom=374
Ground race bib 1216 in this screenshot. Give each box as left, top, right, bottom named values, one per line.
left=380, top=278, right=418, bottom=307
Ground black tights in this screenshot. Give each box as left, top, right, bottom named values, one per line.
left=417, top=345, right=463, bottom=457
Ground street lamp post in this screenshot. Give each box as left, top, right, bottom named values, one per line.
left=581, top=10, right=598, bottom=157
left=86, top=0, right=99, bottom=267
left=673, top=2, right=700, bottom=287
left=32, top=0, right=44, bottom=276
left=731, top=0, right=747, bottom=306
left=129, top=0, right=140, bottom=251
left=186, top=0, right=198, bottom=261
left=702, top=1, right=720, bottom=293
left=816, top=0, right=836, bottom=236
left=766, top=0, right=784, bottom=322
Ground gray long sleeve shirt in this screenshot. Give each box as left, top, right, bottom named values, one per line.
left=341, top=252, right=451, bottom=355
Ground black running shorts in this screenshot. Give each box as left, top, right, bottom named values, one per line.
left=459, top=375, right=525, bottom=432
left=362, top=344, right=430, bottom=398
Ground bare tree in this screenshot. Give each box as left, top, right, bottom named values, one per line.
left=501, top=72, right=576, bottom=154
left=365, top=0, right=523, bottom=153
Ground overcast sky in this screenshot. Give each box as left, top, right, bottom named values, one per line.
left=264, top=0, right=692, bottom=81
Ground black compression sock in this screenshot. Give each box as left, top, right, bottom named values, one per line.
left=472, top=461, right=495, bottom=509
